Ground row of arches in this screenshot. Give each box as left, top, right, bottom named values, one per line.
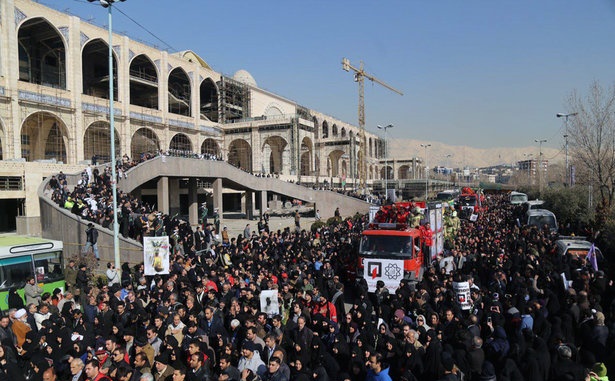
left=9, top=112, right=334, bottom=178
left=14, top=112, right=221, bottom=163
left=10, top=110, right=412, bottom=181
left=313, top=117, right=383, bottom=159
left=18, top=17, right=219, bottom=121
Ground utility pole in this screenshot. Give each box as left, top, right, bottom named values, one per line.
left=556, top=112, right=578, bottom=186
left=421, top=144, right=431, bottom=200
left=378, top=124, right=393, bottom=202
left=535, top=139, right=547, bottom=194
left=342, top=58, right=403, bottom=194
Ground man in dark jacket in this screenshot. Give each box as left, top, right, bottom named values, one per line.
left=84, top=223, right=100, bottom=260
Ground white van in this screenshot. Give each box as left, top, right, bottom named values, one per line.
left=524, top=199, right=545, bottom=210
left=526, top=209, right=557, bottom=232
left=510, top=191, right=528, bottom=205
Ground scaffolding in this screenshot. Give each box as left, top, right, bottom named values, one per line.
left=218, top=76, right=250, bottom=123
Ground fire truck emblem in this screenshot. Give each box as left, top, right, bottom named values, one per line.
left=384, top=263, right=402, bottom=280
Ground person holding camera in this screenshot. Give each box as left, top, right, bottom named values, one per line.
left=106, top=263, right=120, bottom=288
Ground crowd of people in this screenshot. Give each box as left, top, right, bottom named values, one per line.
left=22, top=156, right=615, bottom=381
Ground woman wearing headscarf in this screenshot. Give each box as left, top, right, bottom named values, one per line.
left=400, top=339, right=424, bottom=379
left=374, top=320, right=396, bottom=354
left=415, top=314, right=432, bottom=344
left=310, top=337, right=339, bottom=381
left=0, top=344, right=24, bottom=381
left=289, top=341, right=311, bottom=371
left=422, top=329, right=444, bottom=380
left=7, top=289, right=25, bottom=310
left=289, top=357, right=310, bottom=381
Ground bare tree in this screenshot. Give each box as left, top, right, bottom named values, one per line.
left=567, top=81, right=615, bottom=224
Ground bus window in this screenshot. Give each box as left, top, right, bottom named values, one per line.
left=34, top=251, right=63, bottom=283
left=0, top=256, right=33, bottom=290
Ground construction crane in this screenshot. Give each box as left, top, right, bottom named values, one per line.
left=342, top=58, right=403, bottom=193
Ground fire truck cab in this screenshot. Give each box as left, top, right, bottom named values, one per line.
left=456, top=187, right=484, bottom=219
left=358, top=202, right=436, bottom=292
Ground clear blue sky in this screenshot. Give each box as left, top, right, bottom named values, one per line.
left=46, top=0, right=615, bottom=149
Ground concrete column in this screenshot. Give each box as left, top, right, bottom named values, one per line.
left=157, top=177, right=169, bottom=214
left=212, top=178, right=223, bottom=225
left=259, top=191, right=267, bottom=218
left=188, top=178, right=198, bottom=227
left=244, top=190, right=254, bottom=220
left=24, top=171, right=42, bottom=217
left=169, top=178, right=180, bottom=217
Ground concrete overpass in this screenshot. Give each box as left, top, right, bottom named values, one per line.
left=119, top=156, right=369, bottom=224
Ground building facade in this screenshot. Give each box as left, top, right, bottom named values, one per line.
left=0, top=0, right=390, bottom=232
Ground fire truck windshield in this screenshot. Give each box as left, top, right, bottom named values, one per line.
left=459, top=196, right=477, bottom=206
left=360, top=235, right=414, bottom=257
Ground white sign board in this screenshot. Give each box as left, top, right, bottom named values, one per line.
left=144, top=236, right=170, bottom=275
left=363, top=258, right=405, bottom=293
left=369, top=205, right=380, bottom=223
left=260, top=290, right=280, bottom=317
left=453, top=281, right=472, bottom=310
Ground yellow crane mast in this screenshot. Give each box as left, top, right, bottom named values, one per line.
left=342, top=58, right=403, bottom=193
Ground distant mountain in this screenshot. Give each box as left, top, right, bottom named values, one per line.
left=387, top=139, right=562, bottom=168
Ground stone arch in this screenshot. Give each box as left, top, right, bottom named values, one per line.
left=322, top=121, right=329, bottom=138
left=328, top=150, right=345, bottom=177
left=129, top=54, right=159, bottom=109
left=332, top=124, right=338, bottom=136
left=18, top=17, right=66, bottom=89
left=380, top=166, right=393, bottom=180
left=168, top=67, right=192, bottom=116
left=341, top=127, right=346, bottom=138
left=228, top=139, right=252, bottom=172
left=21, top=112, right=69, bottom=163
left=398, top=165, right=410, bottom=180
left=369, top=138, right=373, bottom=157
left=83, top=121, right=120, bottom=163
left=131, top=128, right=160, bottom=159
left=201, top=138, right=220, bottom=158
left=262, top=136, right=288, bottom=174
left=82, top=38, right=118, bottom=99
left=369, top=165, right=374, bottom=180
left=200, top=77, right=219, bottom=122
left=264, top=103, right=284, bottom=117
left=169, top=133, right=193, bottom=152
left=300, top=137, right=313, bottom=176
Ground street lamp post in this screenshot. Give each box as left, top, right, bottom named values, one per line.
left=88, top=0, right=125, bottom=270
left=535, top=139, right=547, bottom=194
left=420, top=144, right=431, bottom=200
left=556, top=112, right=578, bottom=186
left=377, top=124, right=393, bottom=202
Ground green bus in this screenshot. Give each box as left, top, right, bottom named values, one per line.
left=0, top=235, right=64, bottom=310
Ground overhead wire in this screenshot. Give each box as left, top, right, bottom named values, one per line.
left=52, top=0, right=178, bottom=52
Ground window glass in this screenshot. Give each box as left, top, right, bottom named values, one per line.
left=33, top=251, right=63, bottom=283
left=0, top=256, right=33, bottom=290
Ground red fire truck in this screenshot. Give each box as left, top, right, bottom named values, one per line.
left=456, top=187, right=484, bottom=219
left=357, top=202, right=443, bottom=292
